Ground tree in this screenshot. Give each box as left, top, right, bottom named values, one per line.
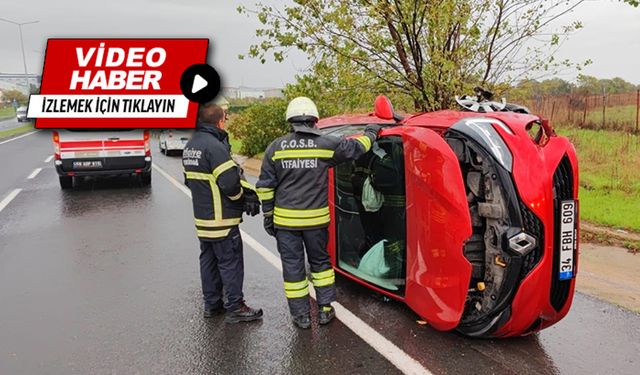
left=227, top=98, right=290, bottom=156
left=0, top=89, right=28, bottom=106
left=239, top=0, right=587, bottom=111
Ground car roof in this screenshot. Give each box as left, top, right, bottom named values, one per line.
left=403, top=110, right=539, bottom=129
left=318, top=110, right=539, bottom=129
left=317, top=113, right=396, bottom=129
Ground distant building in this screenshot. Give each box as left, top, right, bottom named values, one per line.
left=223, top=86, right=284, bottom=100
left=264, top=88, right=284, bottom=98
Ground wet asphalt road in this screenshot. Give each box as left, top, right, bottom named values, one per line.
left=1, top=131, right=639, bottom=375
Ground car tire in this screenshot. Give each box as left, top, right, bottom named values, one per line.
left=141, top=172, right=152, bottom=186
left=59, top=176, right=73, bottom=189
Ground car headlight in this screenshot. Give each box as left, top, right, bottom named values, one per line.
left=450, top=118, right=513, bottom=172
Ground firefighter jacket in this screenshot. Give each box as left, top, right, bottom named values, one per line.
left=183, top=122, right=251, bottom=240
left=256, top=125, right=375, bottom=230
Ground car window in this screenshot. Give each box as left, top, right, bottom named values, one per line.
left=334, top=135, right=407, bottom=294
left=321, top=124, right=367, bottom=138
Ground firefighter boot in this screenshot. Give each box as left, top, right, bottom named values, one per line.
left=292, top=313, right=311, bottom=329
left=318, top=305, right=336, bottom=325
left=225, top=302, right=263, bottom=324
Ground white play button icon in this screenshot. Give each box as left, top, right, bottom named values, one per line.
left=180, top=64, right=221, bottom=104
left=191, top=74, right=208, bottom=94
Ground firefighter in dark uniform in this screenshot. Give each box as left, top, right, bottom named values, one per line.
left=256, top=97, right=381, bottom=329
left=183, top=104, right=263, bottom=323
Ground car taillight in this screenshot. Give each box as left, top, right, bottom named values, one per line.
left=144, top=130, right=150, bottom=156
left=52, top=131, right=61, bottom=159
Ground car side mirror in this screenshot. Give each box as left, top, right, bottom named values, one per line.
left=374, top=95, right=403, bottom=122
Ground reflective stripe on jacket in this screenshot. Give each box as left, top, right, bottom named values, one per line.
left=256, top=125, right=374, bottom=230
left=183, top=123, right=244, bottom=240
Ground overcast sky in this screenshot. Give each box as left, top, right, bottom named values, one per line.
left=0, top=0, right=638, bottom=88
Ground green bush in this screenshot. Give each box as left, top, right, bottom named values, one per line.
left=227, top=98, right=289, bottom=156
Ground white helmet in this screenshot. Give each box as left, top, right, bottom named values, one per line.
left=286, top=96, right=319, bottom=122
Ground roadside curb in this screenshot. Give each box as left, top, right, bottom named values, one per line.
left=0, top=124, right=36, bottom=142
left=581, top=222, right=640, bottom=252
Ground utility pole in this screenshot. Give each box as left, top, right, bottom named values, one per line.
left=0, top=17, right=39, bottom=94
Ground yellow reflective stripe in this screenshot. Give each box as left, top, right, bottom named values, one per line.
left=284, top=279, right=309, bottom=290
left=355, top=135, right=372, bottom=151
left=195, top=217, right=242, bottom=227
left=284, top=279, right=309, bottom=299
left=197, top=228, right=231, bottom=238
left=313, top=276, right=335, bottom=287
left=258, top=191, right=274, bottom=201
left=240, top=180, right=255, bottom=191
left=312, top=269, right=335, bottom=287
left=256, top=187, right=275, bottom=201
left=272, top=149, right=335, bottom=160
left=274, top=214, right=330, bottom=227
left=210, top=181, right=223, bottom=220
left=212, top=160, right=237, bottom=180
left=312, top=269, right=334, bottom=280
left=228, top=189, right=244, bottom=201
left=274, top=206, right=329, bottom=218
left=185, top=171, right=213, bottom=180
left=285, top=288, right=310, bottom=299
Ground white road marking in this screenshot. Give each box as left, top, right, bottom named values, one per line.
left=44, top=155, right=54, bottom=163
left=27, top=168, right=42, bottom=179
left=0, top=130, right=38, bottom=145
left=0, top=189, right=22, bottom=213
left=153, top=163, right=432, bottom=375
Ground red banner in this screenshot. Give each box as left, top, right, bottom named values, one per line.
left=30, top=38, right=209, bottom=129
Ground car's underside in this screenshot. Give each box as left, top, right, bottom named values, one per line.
left=445, top=125, right=543, bottom=337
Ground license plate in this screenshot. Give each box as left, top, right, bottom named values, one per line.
left=73, top=160, right=103, bottom=169
left=558, top=200, right=577, bottom=280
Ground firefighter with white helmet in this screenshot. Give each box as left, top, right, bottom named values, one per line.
left=256, top=96, right=382, bottom=328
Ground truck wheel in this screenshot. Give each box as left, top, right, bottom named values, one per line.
left=141, top=172, right=152, bottom=186
left=59, top=176, right=73, bottom=189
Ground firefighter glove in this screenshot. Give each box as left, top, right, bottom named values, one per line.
left=243, top=189, right=261, bottom=216
left=364, top=124, right=383, bottom=140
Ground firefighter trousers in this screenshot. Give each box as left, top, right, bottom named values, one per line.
left=199, top=226, right=244, bottom=311
left=275, top=228, right=336, bottom=316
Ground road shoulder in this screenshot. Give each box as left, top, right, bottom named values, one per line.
left=577, top=243, right=640, bottom=313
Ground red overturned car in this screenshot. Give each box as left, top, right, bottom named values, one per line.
left=320, top=92, right=578, bottom=338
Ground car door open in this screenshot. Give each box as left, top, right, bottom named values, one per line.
left=330, top=125, right=473, bottom=330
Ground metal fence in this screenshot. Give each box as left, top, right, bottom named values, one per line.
left=522, top=90, right=640, bottom=132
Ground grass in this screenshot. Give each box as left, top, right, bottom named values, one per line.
left=584, top=105, right=639, bottom=131
left=228, top=133, right=243, bottom=154
left=0, top=123, right=35, bottom=139
left=0, top=106, right=17, bottom=121
left=559, top=127, right=640, bottom=231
